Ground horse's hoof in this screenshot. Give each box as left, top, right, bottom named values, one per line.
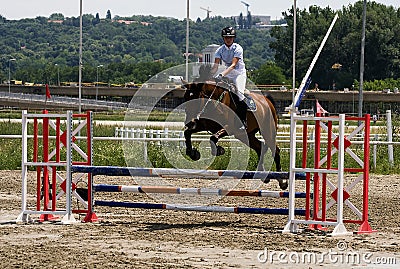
left=279, top=181, right=288, bottom=190
left=216, top=146, right=225, bottom=156
left=187, top=149, right=200, bottom=161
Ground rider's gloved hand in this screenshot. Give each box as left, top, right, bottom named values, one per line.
left=214, top=73, right=224, bottom=83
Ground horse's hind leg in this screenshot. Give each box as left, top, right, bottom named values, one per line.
left=210, top=129, right=228, bottom=156
left=251, top=137, right=287, bottom=190
left=184, top=127, right=200, bottom=161
left=272, top=145, right=287, bottom=189
left=244, top=132, right=264, bottom=171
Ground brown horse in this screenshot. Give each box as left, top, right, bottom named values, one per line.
left=182, top=70, right=287, bottom=190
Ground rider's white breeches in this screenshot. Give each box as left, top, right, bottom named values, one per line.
left=233, top=74, right=246, bottom=101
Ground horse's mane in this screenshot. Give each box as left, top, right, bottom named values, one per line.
left=196, top=64, right=213, bottom=82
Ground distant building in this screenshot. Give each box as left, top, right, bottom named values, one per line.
left=252, top=15, right=271, bottom=25
left=201, top=44, right=219, bottom=64
left=47, top=20, right=64, bottom=24
left=234, top=15, right=271, bottom=28
left=191, top=44, right=219, bottom=78
left=113, top=20, right=152, bottom=26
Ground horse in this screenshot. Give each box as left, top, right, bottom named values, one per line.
left=182, top=65, right=287, bottom=190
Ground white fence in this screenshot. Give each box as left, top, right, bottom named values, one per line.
left=0, top=111, right=397, bottom=169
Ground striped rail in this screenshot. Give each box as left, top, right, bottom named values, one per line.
left=93, top=184, right=311, bottom=198
left=94, top=200, right=307, bottom=216
left=72, top=165, right=306, bottom=180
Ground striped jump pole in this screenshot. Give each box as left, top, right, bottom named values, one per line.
left=93, top=184, right=311, bottom=199
left=94, top=200, right=307, bottom=216
left=72, top=165, right=306, bottom=181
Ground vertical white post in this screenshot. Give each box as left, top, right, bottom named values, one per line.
left=283, top=112, right=298, bottom=233
left=331, top=114, right=350, bottom=236
left=143, top=129, right=148, bottom=163
left=16, top=110, right=30, bottom=223
left=62, top=111, right=77, bottom=224
left=373, top=134, right=378, bottom=170
left=185, top=0, right=190, bottom=81
left=386, top=110, right=394, bottom=166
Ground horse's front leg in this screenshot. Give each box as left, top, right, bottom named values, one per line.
left=184, top=120, right=200, bottom=161
left=210, top=129, right=228, bottom=156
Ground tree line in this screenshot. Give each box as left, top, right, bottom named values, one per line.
left=0, top=1, right=399, bottom=90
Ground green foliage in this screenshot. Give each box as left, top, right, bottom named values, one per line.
left=250, top=61, right=288, bottom=85
left=353, top=78, right=400, bottom=91
left=0, top=14, right=274, bottom=85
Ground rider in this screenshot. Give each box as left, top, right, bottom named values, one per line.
left=212, top=26, right=248, bottom=130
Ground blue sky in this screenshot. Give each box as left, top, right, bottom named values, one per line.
left=2, top=0, right=399, bottom=21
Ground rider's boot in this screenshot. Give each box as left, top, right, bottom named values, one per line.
left=236, top=99, right=248, bottom=130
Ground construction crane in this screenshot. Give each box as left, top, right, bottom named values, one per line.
left=241, top=1, right=250, bottom=14
left=200, top=7, right=212, bottom=19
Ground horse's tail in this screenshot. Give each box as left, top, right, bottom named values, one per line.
left=265, top=94, right=276, bottom=107
left=264, top=94, right=279, bottom=128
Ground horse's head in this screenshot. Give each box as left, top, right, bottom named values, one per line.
left=182, top=82, right=202, bottom=101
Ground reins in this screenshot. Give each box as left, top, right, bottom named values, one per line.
left=195, top=83, right=219, bottom=120
left=193, top=80, right=238, bottom=120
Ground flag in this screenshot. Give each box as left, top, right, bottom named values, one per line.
left=45, top=84, right=51, bottom=99
left=316, top=99, right=328, bottom=115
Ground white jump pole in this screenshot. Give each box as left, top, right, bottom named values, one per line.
left=386, top=110, right=394, bottom=166
left=291, top=13, right=339, bottom=110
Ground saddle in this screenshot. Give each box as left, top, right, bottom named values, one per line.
left=218, top=79, right=256, bottom=112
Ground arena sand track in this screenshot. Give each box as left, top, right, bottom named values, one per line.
left=0, top=170, right=399, bottom=268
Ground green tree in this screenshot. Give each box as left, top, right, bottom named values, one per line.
left=251, top=61, right=288, bottom=85
left=106, top=10, right=112, bottom=20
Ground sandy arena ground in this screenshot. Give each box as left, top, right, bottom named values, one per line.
left=0, top=170, right=399, bottom=268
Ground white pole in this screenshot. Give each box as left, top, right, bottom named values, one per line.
left=185, top=0, right=190, bottom=81
left=78, top=0, right=83, bottom=114
left=291, top=0, right=296, bottom=108
left=16, top=110, right=29, bottom=223
left=282, top=112, right=298, bottom=233
left=386, top=110, right=394, bottom=165
left=62, top=111, right=77, bottom=224
left=331, top=114, right=350, bottom=236
left=292, top=13, right=339, bottom=109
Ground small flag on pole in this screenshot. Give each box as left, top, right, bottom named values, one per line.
left=45, top=84, right=51, bottom=99
left=316, top=99, right=328, bottom=115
